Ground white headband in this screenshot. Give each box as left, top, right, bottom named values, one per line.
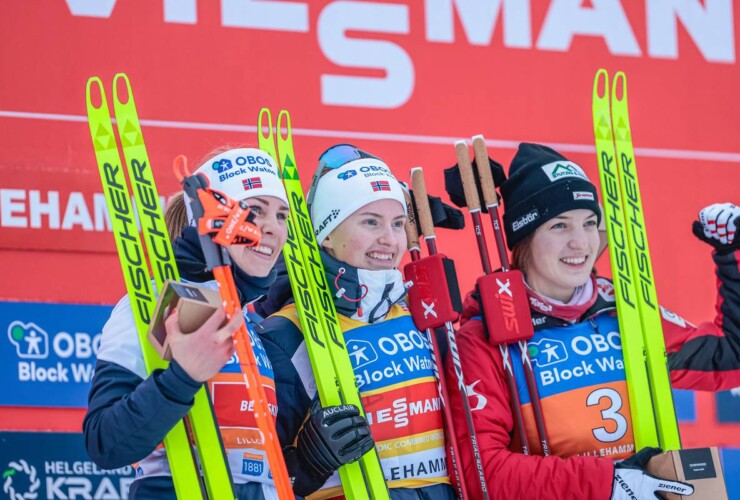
left=309, top=158, right=406, bottom=243
left=195, top=148, right=288, bottom=206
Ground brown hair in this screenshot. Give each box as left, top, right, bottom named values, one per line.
left=164, top=192, right=188, bottom=242
left=510, top=232, right=535, bottom=272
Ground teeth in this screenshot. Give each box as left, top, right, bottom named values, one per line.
left=367, top=252, right=393, bottom=261
left=561, top=256, right=587, bottom=265
left=247, top=245, right=273, bottom=256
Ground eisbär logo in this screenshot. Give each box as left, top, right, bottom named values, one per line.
left=3, top=459, right=40, bottom=500
left=541, top=161, right=589, bottom=182
left=8, top=321, right=49, bottom=359
left=512, top=209, right=539, bottom=232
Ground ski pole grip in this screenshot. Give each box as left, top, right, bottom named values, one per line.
left=403, top=187, right=421, bottom=251
left=410, top=167, right=435, bottom=239
left=472, top=135, right=498, bottom=208
left=454, top=141, right=481, bottom=212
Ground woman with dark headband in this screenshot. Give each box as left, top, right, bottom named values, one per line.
left=447, top=143, right=740, bottom=499
left=260, top=144, right=455, bottom=499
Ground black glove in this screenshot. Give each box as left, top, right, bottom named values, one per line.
left=287, top=400, right=374, bottom=496
left=401, top=182, right=465, bottom=230
left=612, top=447, right=694, bottom=499
left=444, top=156, right=507, bottom=212
left=692, top=202, right=740, bottom=255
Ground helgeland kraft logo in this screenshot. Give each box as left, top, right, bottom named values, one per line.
left=337, top=169, right=357, bottom=180
left=2, top=459, right=40, bottom=500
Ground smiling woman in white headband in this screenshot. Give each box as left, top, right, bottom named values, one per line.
left=259, top=144, right=456, bottom=499
left=83, top=147, right=294, bottom=499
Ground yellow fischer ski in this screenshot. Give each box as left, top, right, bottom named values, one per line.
left=258, top=108, right=389, bottom=499
left=592, top=69, right=680, bottom=451
left=86, top=74, right=234, bottom=499
left=609, top=72, right=681, bottom=451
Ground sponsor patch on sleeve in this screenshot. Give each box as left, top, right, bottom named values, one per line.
left=660, top=306, right=688, bottom=328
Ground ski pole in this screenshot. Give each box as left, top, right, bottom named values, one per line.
left=180, top=172, right=294, bottom=500
left=471, top=136, right=551, bottom=456
left=403, top=188, right=469, bottom=500
left=410, top=167, right=489, bottom=499
left=454, top=141, right=532, bottom=456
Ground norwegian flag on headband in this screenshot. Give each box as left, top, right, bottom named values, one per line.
left=371, top=180, right=391, bottom=192
left=242, top=177, right=262, bottom=190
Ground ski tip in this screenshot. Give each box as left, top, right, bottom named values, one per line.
left=85, top=77, right=106, bottom=110
left=454, top=139, right=467, bottom=147
left=472, top=134, right=485, bottom=142
left=410, top=166, right=423, bottom=175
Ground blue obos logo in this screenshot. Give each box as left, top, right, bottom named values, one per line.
left=337, top=170, right=357, bottom=181
left=213, top=158, right=233, bottom=174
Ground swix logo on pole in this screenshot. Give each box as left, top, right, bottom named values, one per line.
left=421, top=300, right=437, bottom=319
left=496, top=278, right=512, bottom=297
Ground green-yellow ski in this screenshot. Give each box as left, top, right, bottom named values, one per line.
left=609, top=72, right=681, bottom=451
left=258, top=108, right=389, bottom=499
left=592, top=69, right=680, bottom=452
left=86, top=74, right=234, bottom=499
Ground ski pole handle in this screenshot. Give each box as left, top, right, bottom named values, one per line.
left=471, top=135, right=498, bottom=209
left=454, top=141, right=482, bottom=212
left=403, top=186, right=421, bottom=256
left=410, top=167, right=436, bottom=242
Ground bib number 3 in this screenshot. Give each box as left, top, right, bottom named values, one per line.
left=587, top=388, right=628, bottom=443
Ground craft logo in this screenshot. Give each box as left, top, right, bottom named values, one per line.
left=512, top=209, right=539, bottom=232
left=347, top=339, right=378, bottom=369
left=542, top=161, right=589, bottom=182
left=213, top=158, right=233, bottom=174
left=313, top=209, right=341, bottom=237
left=3, top=459, right=40, bottom=500
left=337, top=169, right=357, bottom=180
left=528, top=338, right=568, bottom=367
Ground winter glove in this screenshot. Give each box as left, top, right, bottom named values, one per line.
left=692, top=202, right=740, bottom=254
left=444, top=155, right=507, bottom=212
left=611, top=447, right=694, bottom=499
left=286, top=400, right=374, bottom=496
left=401, top=182, right=465, bottom=230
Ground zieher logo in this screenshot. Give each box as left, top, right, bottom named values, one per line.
left=528, top=338, right=568, bottom=367
left=3, top=459, right=40, bottom=500
left=7, top=321, right=49, bottom=359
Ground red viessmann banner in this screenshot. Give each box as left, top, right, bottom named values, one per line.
left=1, top=1, right=738, bottom=321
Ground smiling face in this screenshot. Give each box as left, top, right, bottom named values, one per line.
left=523, top=209, right=600, bottom=302
left=227, top=196, right=289, bottom=277
left=322, top=198, right=407, bottom=271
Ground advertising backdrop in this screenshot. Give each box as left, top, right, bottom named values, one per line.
left=1, top=1, right=738, bottom=494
